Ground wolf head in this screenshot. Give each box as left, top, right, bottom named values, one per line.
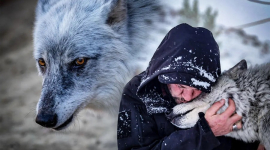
left=33, top=0, right=141, bottom=130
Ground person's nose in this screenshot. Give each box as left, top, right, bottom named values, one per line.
left=182, top=89, right=193, bottom=101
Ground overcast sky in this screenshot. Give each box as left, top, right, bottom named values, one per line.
left=167, top=0, right=270, bottom=41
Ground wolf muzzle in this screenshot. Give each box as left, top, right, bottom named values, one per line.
left=35, top=111, right=58, bottom=128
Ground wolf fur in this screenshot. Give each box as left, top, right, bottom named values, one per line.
left=33, top=0, right=160, bottom=130
left=167, top=60, right=270, bottom=149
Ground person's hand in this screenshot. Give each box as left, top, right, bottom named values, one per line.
left=204, top=98, right=242, bottom=136
left=257, top=144, right=265, bottom=150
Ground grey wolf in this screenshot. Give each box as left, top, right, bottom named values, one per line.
left=33, top=0, right=160, bottom=130
left=168, top=60, right=270, bottom=149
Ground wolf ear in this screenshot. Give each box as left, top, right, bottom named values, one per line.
left=106, top=0, right=127, bottom=26
left=226, top=59, right=247, bottom=79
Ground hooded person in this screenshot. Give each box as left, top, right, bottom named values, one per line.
left=117, top=23, right=259, bottom=150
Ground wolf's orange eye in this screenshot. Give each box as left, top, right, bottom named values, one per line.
left=75, top=58, right=85, bottom=65
left=38, top=58, right=46, bottom=66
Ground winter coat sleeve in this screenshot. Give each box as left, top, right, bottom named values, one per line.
left=150, top=113, right=221, bottom=150
left=117, top=75, right=221, bottom=150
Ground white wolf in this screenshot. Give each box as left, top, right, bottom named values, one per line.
left=33, top=0, right=160, bottom=130
left=167, top=60, right=270, bottom=149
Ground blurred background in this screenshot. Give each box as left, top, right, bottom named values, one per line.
left=0, top=0, right=269, bottom=150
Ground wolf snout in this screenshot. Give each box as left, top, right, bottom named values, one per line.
left=166, top=109, right=194, bottom=121
left=35, top=111, right=58, bottom=128
left=165, top=111, right=176, bottom=121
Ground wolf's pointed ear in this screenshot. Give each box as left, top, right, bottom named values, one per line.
left=106, top=0, right=127, bottom=26
left=228, top=59, right=247, bottom=72
left=226, top=59, right=247, bottom=79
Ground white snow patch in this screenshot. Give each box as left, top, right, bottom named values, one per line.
left=161, top=64, right=172, bottom=70
left=191, top=78, right=210, bottom=89
left=183, top=61, right=216, bottom=82
left=160, top=74, right=177, bottom=81
left=150, top=107, right=167, bottom=112
left=175, top=56, right=182, bottom=61
left=160, top=74, right=169, bottom=80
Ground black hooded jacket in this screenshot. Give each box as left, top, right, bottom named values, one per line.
left=117, top=24, right=259, bottom=150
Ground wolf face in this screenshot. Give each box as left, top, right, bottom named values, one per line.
left=34, top=0, right=159, bottom=130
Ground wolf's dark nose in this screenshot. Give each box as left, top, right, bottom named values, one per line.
left=35, top=112, right=57, bottom=128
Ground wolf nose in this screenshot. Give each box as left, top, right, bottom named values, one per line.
left=35, top=112, right=58, bottom=128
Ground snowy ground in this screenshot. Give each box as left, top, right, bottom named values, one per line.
left=0, top=1, right=269, bottom=150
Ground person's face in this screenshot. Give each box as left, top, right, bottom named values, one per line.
left=167, top=84, right=202, bottom=104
